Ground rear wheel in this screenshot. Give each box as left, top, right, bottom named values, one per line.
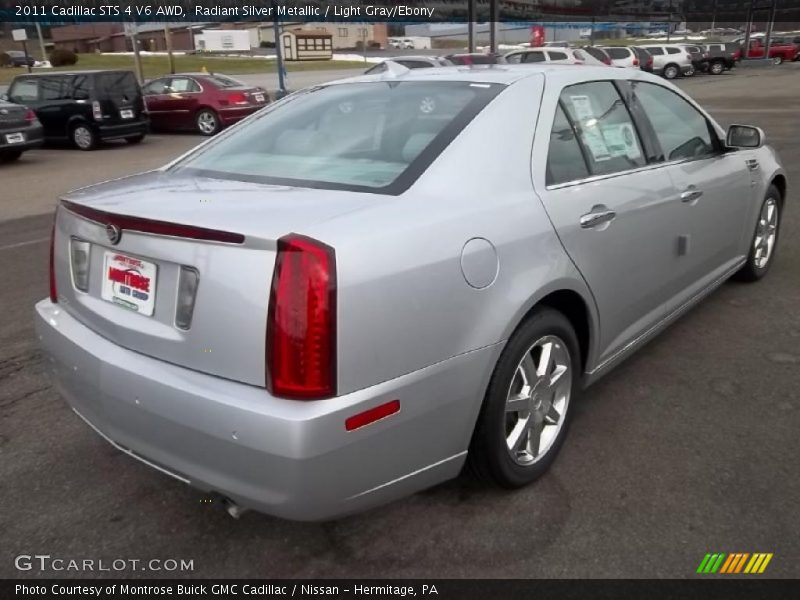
left=0, top=150, right=23, bottom=163
left=196, top=109, right=220, bottom=136
left=663, top=64, right=679, bottom=79
left=125, top=134, right=145, bottom=145
left=709, top=60, right=725, bottom=75
left=468, top=308, right=580, bottom=488
left=734, top=185, right=782, bottom=282
left=683, top=65, right=696, bottom=77
left=772, top=56, right=784, bottom=65
left=71, top=123, right=97, bottom=151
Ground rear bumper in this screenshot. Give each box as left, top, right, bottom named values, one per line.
left=0, top=124, right=44, bottom=152
left=97, top=119, right=149, bottom=140
left=35, top=299, right=498, bottom=521
left=218, top=106, right=262, bottom=126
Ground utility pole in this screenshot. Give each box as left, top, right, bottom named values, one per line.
left=164, top=24, right=175, bottom=74
left=125, top=22, right=144, bottom=83
left=272, top=15, right=287, bottom=98
left=468, top=0, right=476, bottom=53
left=489, top=0, right=498, bottom=54
left=35, top=23, right=47, bottom=63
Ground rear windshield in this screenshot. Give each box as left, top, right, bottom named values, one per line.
left=203, top=74, right=247, bottom=88
left=95, top=72, right=140, bottom=98
left=605, top=48, right=631, bottom=59
left=174, top=81, right=503, bottom=195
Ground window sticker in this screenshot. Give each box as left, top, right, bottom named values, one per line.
left=601, top=122, right=642, bottom=161
left=569, top=95, right=611, bottom=162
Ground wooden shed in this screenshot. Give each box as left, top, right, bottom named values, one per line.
left=279, top=30, right=333, bottom=61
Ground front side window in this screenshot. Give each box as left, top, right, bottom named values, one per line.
left=175, top=81, right=504, bottom=194
left=169, top=77, right=200, bottom=93
left=522, top=51, right=546, bottom=63
left=559, top=81, right=645, bottom=177
left=630, top=81, right=717, bottom=161
left=143, top=79, right=169, bottom=95
left=505, top=53, right=522, bottom=64
left=9, top=78, right=39, bottom=103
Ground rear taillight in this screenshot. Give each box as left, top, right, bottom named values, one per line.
left=633, top=58, right=639, bottom=66
left=603, top=56, right=611, bottom=65
left=69, top=238, right=91, bottom=292
left=267, top=234, right=336, bottom=400
left=175, top=266, right=200, bottom=330
left=24, top=109, right=38, bottom=124
left=92, top=100, right=102, bottom=120
left=228, top=92, right=248, bottom=105
left=49, top=221, right=57, bottom=303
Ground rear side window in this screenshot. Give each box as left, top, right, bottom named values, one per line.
left=666, top=47, right=681, bottom=55
left=546, top=104, right=590, bottom=186
left=559, top=81, right=646, bottom=176
left=203, top=74, right=245, bottom=88
left=630, top=81, right=717, bottom=161
left=95, top=72, right=139, bottom=99
left=9, top=78, right=39, bottom=103
left=547, top=51, right=568, bottom=60
left=605, top=48, right=631, bottom=59
left=40, top=77, right=71, bottom=100
left=646, top=47, right=665, bottom=55
left=169, top=77, right=201, bottom=93
left=398, top=60, right=435, bottom=69
left=583, top=47, right=607, bottom=61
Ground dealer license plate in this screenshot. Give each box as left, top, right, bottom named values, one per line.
left=101, top=251, right=157, bottom=316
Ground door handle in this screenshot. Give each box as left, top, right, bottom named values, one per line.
left=580, top=206, right=617, bottom=229
left=680, top=189, right=703, bottom=202
left=746, top=159, right=760, bottom=171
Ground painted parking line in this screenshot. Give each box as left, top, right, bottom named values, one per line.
left=0, top=237, right=49, bottom=252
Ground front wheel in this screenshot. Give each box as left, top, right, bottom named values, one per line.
left=683, top=66, right=696, bottom=77
left=734, top=185, right=782, bottom=282
left=663, top=64, right=679, bottom=79
left=772, top=56, right=784, bottom=65
left=468, top=308, right=580, bottom=488
left=709, top=60, right=725, bottom=75
left=195, top=109, right=220, bottom=136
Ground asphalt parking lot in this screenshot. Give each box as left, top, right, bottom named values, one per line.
left=1, top=65, right=799, bottom=579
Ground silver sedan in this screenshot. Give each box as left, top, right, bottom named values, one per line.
left=36, top=64, right=786, bottom=521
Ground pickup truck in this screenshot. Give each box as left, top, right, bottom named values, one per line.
left=703, top=42, right=742, bottom=74
left=743, top=39, right=799, bottom=64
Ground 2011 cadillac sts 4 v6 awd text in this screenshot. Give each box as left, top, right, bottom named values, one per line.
left=35, top=65, right=786, bottom=521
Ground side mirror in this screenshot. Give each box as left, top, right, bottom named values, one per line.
left=726, top=124, right=764, bottom=148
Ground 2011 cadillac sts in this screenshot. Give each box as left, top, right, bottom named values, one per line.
left=35, top=64, right=786, bottom=521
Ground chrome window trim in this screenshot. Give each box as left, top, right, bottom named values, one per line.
left=545, top=156, right=705, bottom=191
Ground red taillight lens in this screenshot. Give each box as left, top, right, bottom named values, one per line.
left=24, top=109, right=37, bottom=123
left=49, top=221, right=57, bottom=303
left=228, top=92, right=248, bottom=105
left=267, top=234, right=336, bottom=400
left=603, top=57, right=611, bottom=65
left=633, top=58, right=639, bottom=66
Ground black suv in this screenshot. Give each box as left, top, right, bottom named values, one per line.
left=3, top=70, right=148, bottom=150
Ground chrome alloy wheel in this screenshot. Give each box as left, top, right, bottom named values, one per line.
left=73, top=126, right=93, bottom=149
left=754, top=197, right=779, bottom=269
left=197, top=111, right=218, bottom=135
left=504, top=335, right=571, bottom=466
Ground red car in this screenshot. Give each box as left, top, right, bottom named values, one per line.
left=142, top=73, right=270, bottom=135
left=743, top=39, right=799, bottom=64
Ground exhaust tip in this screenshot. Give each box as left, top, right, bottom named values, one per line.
left=207, top=493, right=248, bottom=519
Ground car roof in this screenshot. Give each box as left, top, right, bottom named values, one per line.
left=11, top=69, right=134, bottom=77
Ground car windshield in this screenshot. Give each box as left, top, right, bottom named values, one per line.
left=174, top=81, right=504, bottom=194
left=203, top=74, right=247, bottom=88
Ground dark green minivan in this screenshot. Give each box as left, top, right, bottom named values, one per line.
left=3, top=70, right=148, bottom=150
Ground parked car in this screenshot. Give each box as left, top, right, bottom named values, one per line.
left=601, top=46, right=644, bottom=68
left=504, top=47, right=606, bottom=66
left=364, top=56, right=453, bottom=74
left=2, top=50, right=35, bottom=68
left=639, top=44, right=695, bottom=78
left=742, top=38, right=800, bottom=64
left=0, top=98, right=43, bottom=162
left=581, top=46, right=613, bottom=66
left=631, top=46, right=655, bottom=72
left=445, top=53, right=505, bottom=65
left=36, top=65, right=786, bottom=521
left=703, top=43, right=741, bottom=74
left=543, top=41, right=571, bottom=48
left=679, top=44, right=709, bottom=73
left=3, top=70, right=148, bottom=150
left=142, top=73, right=269, bottom=136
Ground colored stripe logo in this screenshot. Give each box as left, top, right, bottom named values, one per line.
left=697, top=553, right=773, bottom=574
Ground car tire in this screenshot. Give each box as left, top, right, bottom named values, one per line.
left=663, top=64, right=679, bottom=79
left=0, top=150, right=23, bottom=163
left=195, top=109, right=220, bottom=136
left=772, top=56, right=784, bottom=65
left=734, top=185, right=782, bottom=282
left=125, top=134, right=145, bottom=145
left=709, top=60, right=725, bottom=75
left=467, top=307, right=580, bottom=488
left=71, top=123, right=97, bottom=151
left=684, top=66, right=696, bottom=77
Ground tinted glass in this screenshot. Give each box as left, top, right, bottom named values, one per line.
left=560, top=81, right=645, bottom=176
left=666, top=47, right=681, bottom=54
left=95, top=72, right=139, bottom=99
left=142, top=79, right=169, bottom=95
left=548, top=51, right=568, bottom=60
left=203, top=74, right=247, bottom=88
left=584, top=47, right=607, bottom=61
left=522, top=52, right=546, bottom=63
left=505, top=53, right=522, bottom=64
left=547, top=104, right=590, bottom=185
left=176, top=81, right=503, bottom=194
left=605, top=47, right=631, bottom=59
left=72, top=75, right=90, bottom=99
left=646, top=47, right=665, bottom=55
left=397, top=60, right=435, bottom=69
left=631, top=81, right=716, bottom=161
left=8, top=78, right=38, bottom=103
left=39, top=76, right=70, bottom=101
